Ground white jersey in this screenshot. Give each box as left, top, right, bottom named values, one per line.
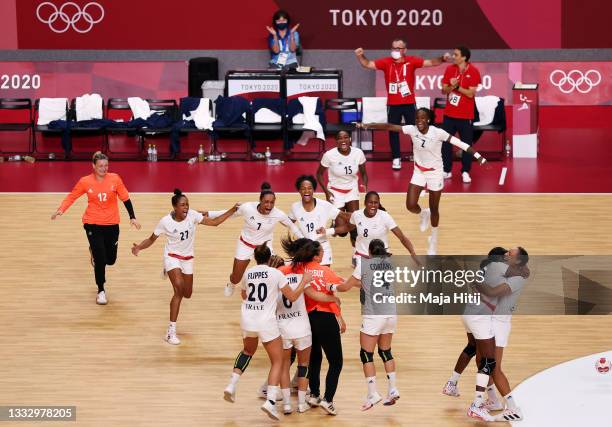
left=289, top=199, right=340, bottom=243
left=464, top=261, right=508, bottom=315
left=350, top=209, right=398, bottom=256
left=320, top=147, right=366, bottom=190
left=277, top=268, right=311, bottom=339
left=241, top=265, right=288, bottom=331
left=236, top=202, right=295, bottom=245
left=402, top=125, right=452, bottom=171
left=494, top=275, right=526, bottom=319
left=153, top=209, right=204, bottom=257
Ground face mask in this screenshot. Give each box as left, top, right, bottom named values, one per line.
left=390, top=50, right=402, bottom=60
left=275, top=22, right=288, bottom=30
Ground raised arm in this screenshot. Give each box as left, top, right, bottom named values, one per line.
left=354, top=48, right=377, bottom=70
left=131, top=233, right=159, bottom=256
left=280, top=272, right=313, bottom=302
left=201, top=203, right=240, bottom=226
left=391, top=227, right=420, bottom=265
left=357, top=122, right=404, bottom=133
left=447, top=136, right=487, bottom=165
left=423, top=52, right=451, bottom=67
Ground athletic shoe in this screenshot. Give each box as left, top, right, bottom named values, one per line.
left=443, top=172, right=452, bottom=179
left=165, top=329, right=180, bottom=345
left=442, top=381, right=460, bottom=397
left=283, top=403, right=293, bottom=415
left=96, top=291, right=107, bottom=305
left=462, top=172, right=472, bottom=183
left=261, top=400, right=280, bottom=420
left=223, top=384, right=236, bottom=403
left=495, top=407, right=523, bottom=422
left=307, top=394, right=321, bottom=407
left=319, top=399, right=337, bottom=415
left=257, top=385, right=283, bottom=401
left=419, top=209, right=431, bottom=232
left=484, top=398, right=504, bottom=411
left=297, top=403, right=310, bottom=413
left=361, top=391, right=382, bottom=411
left=427, top=235, right=437, bottom=256
left=467, top=403, right=494, bottom=422
left=383, top=388, right=400, bottom=405
left=224, top=283, right=235, bottom=297
left=392, top=158, right=401, bottom=170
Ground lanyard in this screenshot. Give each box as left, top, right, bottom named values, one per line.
left=277, top=32, right=290, bottom=52
left=392, top=61, right=406, bottom=82
left=454, top=63, right=470, bottom=87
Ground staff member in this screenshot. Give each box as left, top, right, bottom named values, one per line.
left=355, top=39, right=449, bottom=170
left=267, top=9, right=300, bottom=69
left=441, top=46, right=481, bottom=183
left=51, top=151, right=141, bottom=305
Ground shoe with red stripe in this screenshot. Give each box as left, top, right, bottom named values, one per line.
left=467, top=403, right=494, bottom=422
left=383, top=388, right=400, bottom=405
left=484, top=398, right=504, bottom=411
left=361, top=391, right=382, bottom=411
left=442, top=381, right=460, bottom=397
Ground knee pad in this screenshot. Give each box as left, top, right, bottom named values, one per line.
left=478, top=357, right=496, bottom=375
left=297, top=365, right=309, bottom=379
left=349, top=228, right=358, bottom=242
left=378, top=348, right=394, bottom=362
left=360, top=348, right=374, bottom=364
left=462, top=343, right=477, bottom=358
left=233, top=351, right=252, bottom=372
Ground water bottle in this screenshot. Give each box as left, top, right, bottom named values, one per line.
left=147, top=144, right=153, bottom=162
left=265, top=147, right=272, bottom=165
left=504, top=140, right=511, bottom=157
left=198, top=145, right=205, bottom=162
left=8, top=155, right=21, bottom=161
left=187, top=157, right=197, bottom=165
left=152, top=145, right=158, bottom=162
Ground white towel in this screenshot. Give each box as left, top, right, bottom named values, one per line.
left=416, top=96, right=431, bottom=110
left=254, top=108, right=282, bottom=124
left=127, top=97, right=153, bottom=120
left=298, top=96, right=324, bottom=140
left=474, top=96, right=500, bottom=126
left=292, top=113, right=305, bottom=124
left=75, top=93, right=103, bottom=122
left=362, top=97, right=388, bottom=124
left=183, top=98, right=214, bottom=130
left=37, top=98, right=67, bottom=125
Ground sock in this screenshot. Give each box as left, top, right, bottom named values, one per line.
left=449, top=371, right=461, bottom=383
left=229, top=372, right=240, bottom=387
left=474, top=373, right=489, bottom=405
left=366, top=376, right=377, bottom=396
left=431, top=227, right=438, bottom=240
left=267, top=385, right=279, bottom=404
left=298, top=390, right=306, bottom=404
left=504, top=393, right=517, bottom=410
left=387, top=372, right=397, bottom=391
left=421, top=207, right=430, bottom=216
left=168, top=321, right=176, bottom=330
left=487, top=385, right=499, bottom=403
left=282, top=388, right=291, bottom=404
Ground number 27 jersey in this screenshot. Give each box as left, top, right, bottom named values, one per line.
left=153, top=209, right=204, bottom=257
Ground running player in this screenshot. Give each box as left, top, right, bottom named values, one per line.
left=51, top=151, right=141, bottom=305
left=328, top=239, right=401, bottom=410
left=316, top=130, right=368, bottom=255
left=223, top=244, right=312, bottom=420
left=131, top=189, right=238, bottom=345
left=358, top=108, right=488, bottom=255
left=289, top=175, right=349, bottom=266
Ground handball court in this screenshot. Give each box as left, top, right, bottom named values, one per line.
left=1, top=109, right=612, bottom=426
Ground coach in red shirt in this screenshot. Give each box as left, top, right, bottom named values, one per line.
left=441, top=46, right=481, bottom=183
left=356, top=38, right=448, bottom=170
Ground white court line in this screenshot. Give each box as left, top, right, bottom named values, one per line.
left=499, top=167, right=508, bottom=186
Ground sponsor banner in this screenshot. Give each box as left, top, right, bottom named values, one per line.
left=227, top=79, right=281, bottom=98
left=285, top=78, right=339, bottom=98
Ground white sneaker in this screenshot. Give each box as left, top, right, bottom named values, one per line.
left=467, top=403, right=494, bottom=422
left=427, top=235, right=437, bottom=256
left=442, top=381, right=460, bottom=397
left=443, top=172, right=452, bottom=179
left=361, top=391, right=382, bottom=411
left=297, top=402, right=310, bottom=413
left=462, top=172, right=472, bottom=183
left=319, top=399, right=337, bottom=415
left=165, top=329, right=180, bottom=345
left=392, top=158, right=401, bottom=170
left=96, top=291, right=107, bottom=305
left=261, top=400, right=280, bottom=420
left=257, top=385, right=283, bottom=401
left=224, top=283, right=235, bottom=297
left=223, top=384, right=236, bottom=403
left=419, top=209, right=431, bottom=232
left=383, top=388, right=400, bottom=405
left=283, top=403, right=293, bottom=415
left=307, top=394, right=321, bottom=407
left=484, top=398, right=504, bottom=411
left=495, top=407, right=523, bottom=422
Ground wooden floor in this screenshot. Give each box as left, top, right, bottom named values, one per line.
left=1, top=193, right=611, bottom=426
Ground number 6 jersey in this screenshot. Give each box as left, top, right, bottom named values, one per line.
left=153, top=209, right=204, bottom=257
left=277, top=264, right=311, bottom=339
left=241, top=264, right=289, bottom=332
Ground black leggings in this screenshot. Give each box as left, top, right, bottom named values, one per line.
left=83, top=224, right=119, bottom=291
left=308, top=310, right=343, bottom=402
left=388, top=104, right=416, bottom=159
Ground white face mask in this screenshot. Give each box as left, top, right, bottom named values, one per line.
left=390, top=50, right=402, bottom=60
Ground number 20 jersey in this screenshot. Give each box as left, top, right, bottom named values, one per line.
left=240, top=264, right=288, bottom=332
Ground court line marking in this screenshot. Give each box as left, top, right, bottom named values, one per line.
left=499, top=167, right=508, bottom=186
left=1, top=192, right=612, bottom=196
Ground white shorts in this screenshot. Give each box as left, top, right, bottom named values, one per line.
left=462, top=315, right=494, bottom=340
left=282, top=335, right=312, bottom=351
left=320, top=240, right=333, bottom=265
left=329, top=185, right=359, bottom=208
left=234, top=239, right=273, bottom=261
left=164, top=255, right=194, bottom=275
left=242, top=325, right=281, bottom=343
left=410, top=167, right=444, bottom=192
left=361, top=316, right=397, bottom=336
left=492, top=316, right=512, bottom=348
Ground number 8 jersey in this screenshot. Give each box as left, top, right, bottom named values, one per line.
left=241, top=264, right=288, bottom=332
left=153, top=209, right=204, bottom=257
left=350, top=209, right=398, bottom=257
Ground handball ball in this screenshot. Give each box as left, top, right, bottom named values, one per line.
left=595, top=357, right=611, bottom=374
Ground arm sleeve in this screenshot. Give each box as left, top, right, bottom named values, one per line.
left=401, top=125, right=415, bottom=135
left=58, top=179, right=86, bottom=213
left=469, top=67, right=482, bottom=87
left=384, top=212, right=398, bottom=230
left=122, top=199, right=136, bottom=219
left=153, top=218, right=165, bottom=237
left=449, top=135, right=471, bottom=152
left=320, top=152, right=331, bottom=168
left=115, top=175, right=130, bottom=202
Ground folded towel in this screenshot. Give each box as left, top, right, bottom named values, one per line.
left=254, top=108, right=282, bottom=124
left=299, top=96, right=324, bottom=140
left=474, top=96, right=500, bottom=126
left=75, top=93, right=103, bottom=122
left=38, top=98, right=67, bottom=125
left=128, top=97, right=153, bottom=120
left=182, top=98, right=214, bottom=130
left=362, top=97, right=388, bottom=124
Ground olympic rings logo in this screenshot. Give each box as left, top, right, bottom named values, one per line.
left=549, top=69, right=602, bottom=94
left=36, top=2, right=104, bottom=34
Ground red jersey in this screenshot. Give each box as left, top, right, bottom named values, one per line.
left=442, top=63, right=481, bottom=120
left=374, top=55, right=424, bottom=105
left=58, top=173, right=130, bottom=225
left=303, top=261, right=342, bottom=315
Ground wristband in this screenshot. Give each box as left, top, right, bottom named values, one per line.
left=474, top=152, right=482, bottom=160
left=325, top=227, right=335, bottom=237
